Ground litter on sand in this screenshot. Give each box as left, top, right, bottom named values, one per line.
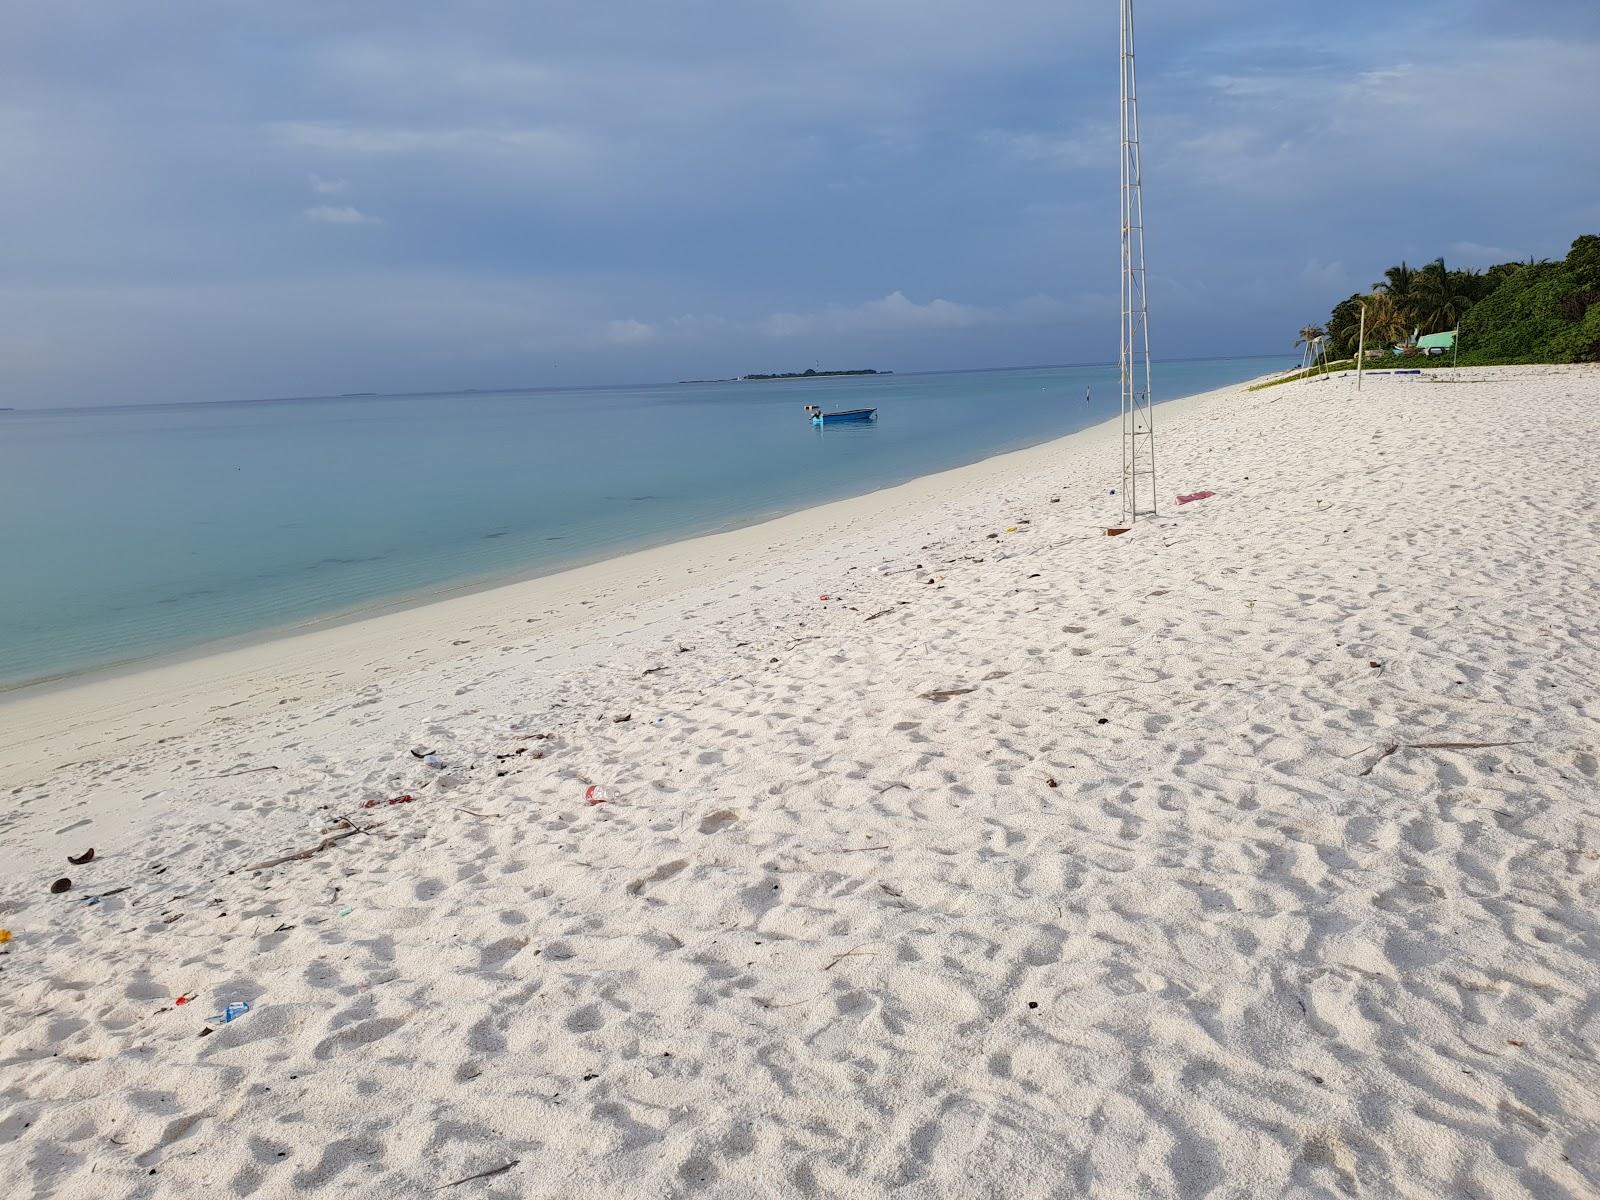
left=585, top=785, right=614, bottom=806
left=1176, top=490, right=1215, bottom=505
left=67, top=848, right=95, bottom=865
left=363, top=794, right=415, bottom=809
left=206, top=1001, right=251, bottom=1023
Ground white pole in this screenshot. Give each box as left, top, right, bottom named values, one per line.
left=1356, top=304, right=1367, bottom=391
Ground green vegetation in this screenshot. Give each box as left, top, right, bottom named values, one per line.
left=1306, top=235, right=1600, bottom=366
left=741, top=368, right=884, bottom=381
left=1247, top=360, right=1355, bottom=391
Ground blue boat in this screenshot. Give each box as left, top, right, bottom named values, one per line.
left=805, top=405, right=878, bottom=426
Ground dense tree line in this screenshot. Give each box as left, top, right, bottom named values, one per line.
left=1305, top=235, right=1599, bottom=365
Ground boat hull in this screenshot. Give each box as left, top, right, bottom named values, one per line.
left=809, top=408, right=878, bottom=426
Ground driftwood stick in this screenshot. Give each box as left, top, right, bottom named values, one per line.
left=434, top=1161, right=520, bottom=1190
left=757, top=989, right=829, bottom=1010
left=824, top=943, right=880, bottom=971
left=1404, top=740, right=1527, bottom=750
left=1358, top=739, right=1527, bottom=777
left=1356, top=745, right=1400, bottom=777
left=244, top=819, right=363, bottom=873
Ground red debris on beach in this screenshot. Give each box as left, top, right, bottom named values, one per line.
left=585, top=785, right=613, bottom=806
left=363, top=794, right=415, bottom=809
left=1176, top=490, right=1215, bottom=505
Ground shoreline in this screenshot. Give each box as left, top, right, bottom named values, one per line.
left=1, top=359, right=1270, bottom=697
left=0, top=372, right=1267, bottom=784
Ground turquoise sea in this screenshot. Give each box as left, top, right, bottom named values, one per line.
left=0, top=358, right=1277, bottom=687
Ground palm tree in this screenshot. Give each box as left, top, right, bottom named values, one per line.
left=1411, top=258, right=1472, bottom=334
left=1361, top=291, right=1408, bottom=351
left=1376, top=261, right=1416, bottom=297
left=1375, top=261, right=1418, bottom=328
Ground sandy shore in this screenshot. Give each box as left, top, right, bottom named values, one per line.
left=2, top=364, right=1597, bottom=1197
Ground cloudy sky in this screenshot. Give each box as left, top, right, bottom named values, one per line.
left=3, top=2, right=1597, bottom=405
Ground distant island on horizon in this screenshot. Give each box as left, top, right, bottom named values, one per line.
left=743, top=368, right=887, bottom=381
left=677, top=368, right=890, bottom=384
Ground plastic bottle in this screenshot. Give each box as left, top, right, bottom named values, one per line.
left=423, top=753, right=444, bottom=769
left=584, top=785, right=613, bottom=806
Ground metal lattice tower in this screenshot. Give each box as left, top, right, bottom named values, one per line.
left=1118, top=0, right=1157, bottom=524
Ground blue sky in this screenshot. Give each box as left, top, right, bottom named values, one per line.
left=3, top=2, right=1597, bottom=405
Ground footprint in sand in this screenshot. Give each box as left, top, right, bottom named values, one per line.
left=312, top=1015, right=410, bottom=1060
left=627, top=860, right=688, bottom=895
left=135, top=1114, right=209, bottom=1167
left=699, top=810, right=738, bottom=834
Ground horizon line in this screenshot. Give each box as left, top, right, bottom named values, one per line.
left=12, top=351, right=1289, bottom=415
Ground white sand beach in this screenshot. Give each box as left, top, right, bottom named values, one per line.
left=2, top=365, right=1598, bottom=1198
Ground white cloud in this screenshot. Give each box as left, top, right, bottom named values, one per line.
left=303, top=204, right=381, bottom=225
left=0, top=273, right=656, bottom=403
left=1450, top=241, right=1517, bottom=264
left=759, top=292, right=984, bottom=338
left=754, top=290, right=1088, bottom=339
left=275, top=121, right=597, bottom=165
left=310, top=174, right=350, bottom=195
left=667, top=314, right=732, bottom=338
left=604, top=318, right=656, bottom=345
left=1160, top=38, right=1600, bottom=199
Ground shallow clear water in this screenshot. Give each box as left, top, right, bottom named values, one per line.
left=0, top=359, right=1274, bottom=686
